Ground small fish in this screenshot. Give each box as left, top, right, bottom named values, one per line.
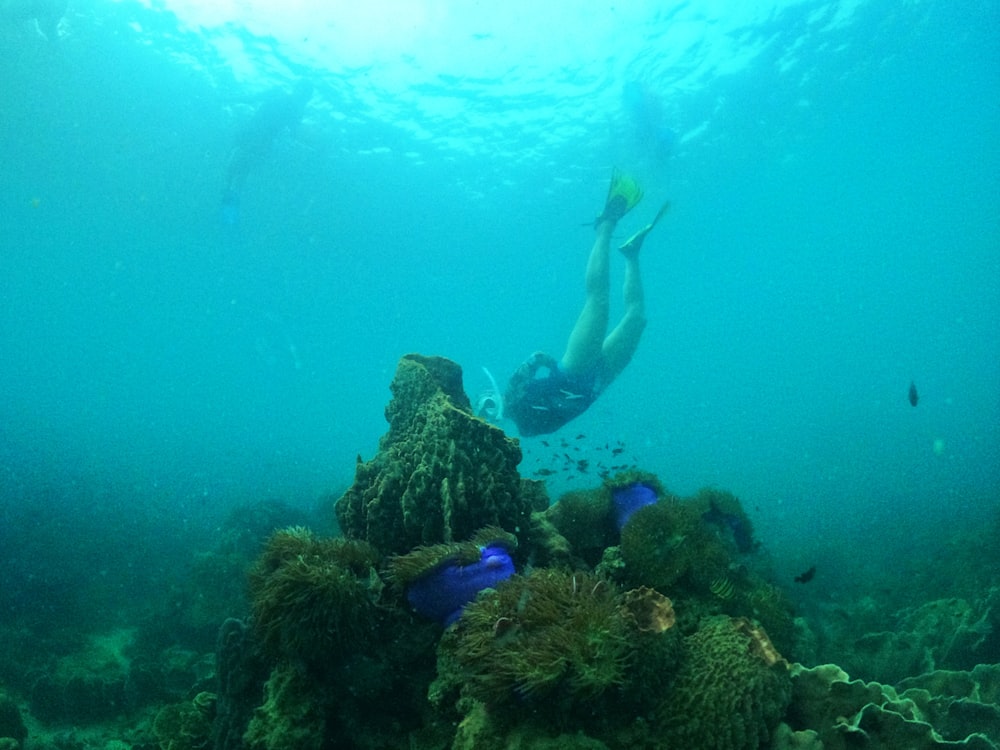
left=908, top=381, right=919, bottom=407
left=575, top=433, right=586, bottom=440
left=709, top=575, right=735, bottom=600
left=794, top=565, right=817, bottom=584
left=533, top=468, right=556, bottom=477
left=611, top=447, right=625, bottom=457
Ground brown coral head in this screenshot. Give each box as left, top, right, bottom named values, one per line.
left=621, top=586, right=675, bottom=634
left=734, top=617, right=786, bottom=667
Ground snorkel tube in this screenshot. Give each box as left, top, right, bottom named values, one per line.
left=475, top=366, right=504, bottom=422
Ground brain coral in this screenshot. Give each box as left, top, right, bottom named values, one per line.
left=336, top=354, right=531, bottom=555
left=657, top=615, right=791, bottom=749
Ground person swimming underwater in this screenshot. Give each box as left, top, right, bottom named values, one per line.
left=0, top=0, right=67, bottom=41
left=500, top=169, right=669, bottom=436
left=220, top=79, right=313, bottom=226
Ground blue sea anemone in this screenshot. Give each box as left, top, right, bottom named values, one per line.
left=405, top=544, right=515, bottom=625
left=612, top=481, right=659, bottom=530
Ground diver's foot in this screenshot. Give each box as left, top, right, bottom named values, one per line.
left=618, top=201, right=670, bottom=258
left=595, top=168, right=643, bottom=226
left=619, top=225, right=654, bottom=258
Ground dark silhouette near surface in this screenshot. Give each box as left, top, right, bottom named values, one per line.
left=221, top=79, right=313, bottom=226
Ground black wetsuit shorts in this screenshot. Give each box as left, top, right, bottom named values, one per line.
left=504, top=352, right=600, bottom=436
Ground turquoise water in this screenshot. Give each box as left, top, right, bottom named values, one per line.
left=1, top=0, right=998, bottom=647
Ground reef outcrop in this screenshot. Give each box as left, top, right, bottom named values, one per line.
left=335, top=354, right=533, bottom=555
left=127, top=353, right=995, bottom=750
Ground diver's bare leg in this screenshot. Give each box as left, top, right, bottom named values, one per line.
left=601, top=234, right=648, bottom=382
left=560, top=220, right=613, bottom=374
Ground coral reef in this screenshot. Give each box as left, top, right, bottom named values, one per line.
left=543, top=486, right=618, bottom=567
left=620, top=585, right=675, bottom=634
left=784, top=662, right=1000, bottom=749
left=898, top=664, right=1000, bottom=742
left=845, top=590, right=1000, bottom=683
left=336, top=354, right=532, bottom=555
left=0, top=692, right=26, bottom=750
left=27, top=351, right=996, bottom=750
left=694, top=487, right=757, bottom=553
left=657, top=615, right=791, bottom=749
left=443, top=569, right=632, bottom=709
left=247, top=527, right=382, bottom=666
left=796, top=585, right=1000, bottom=686
left=610, top=480, right=659, bottom=530
left=212, top=618, right=270, bottom=750
left=28, top=629, right=137, bottom=724
left=389, top=526, right=518, bottom=625
left=618, top=494, right=729, bottom=593
left=152, top=691, right=216, bottom=750
left=243, top=663, right=327, bottom=750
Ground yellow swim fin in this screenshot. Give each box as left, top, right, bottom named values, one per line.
left=596, top=167, right=643, bottom=225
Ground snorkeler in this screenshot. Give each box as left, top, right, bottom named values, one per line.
left=220, top=79, right=314, bottom=226
left=1, top=0, right=67, bottom=41
left=499, top=169, right=669, bottom=436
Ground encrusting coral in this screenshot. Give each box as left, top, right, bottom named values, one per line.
left=336, top=354, right=532, bottom=555
left=242, top=663, right=327, bottom=750
left=152, top=691, right=217, bottom=750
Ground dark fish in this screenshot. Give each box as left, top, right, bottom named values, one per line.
left=794, top=565, right=817, bottom=584
left=611, top=447, right=625, bottom=456
left=575, top=433, right=586, bottom=440
left=533, top=468, right=556, bottom=477
left=908, top=381, right=919, bottom=407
